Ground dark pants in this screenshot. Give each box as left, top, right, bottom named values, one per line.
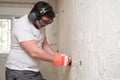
left=5, top=67, right=46, bottom=80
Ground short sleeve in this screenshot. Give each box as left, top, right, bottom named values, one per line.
left=13, top=24, right=35, bottom=42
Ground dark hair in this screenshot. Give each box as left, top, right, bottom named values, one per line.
left=30, top=1, right=55, bottom=19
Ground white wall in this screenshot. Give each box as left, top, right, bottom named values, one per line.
left=57, top=0, right=120, bottom=80
left=0, top=7, right=31, bottom=17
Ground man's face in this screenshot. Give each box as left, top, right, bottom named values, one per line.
left=34, top=16, right=53, bottom=29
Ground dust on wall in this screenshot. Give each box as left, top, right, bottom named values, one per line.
left=57, top=0, right=120, bottom=80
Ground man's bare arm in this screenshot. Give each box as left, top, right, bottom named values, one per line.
left=20, top=40, right=54, bottom=62
left=42, top=37, right=55, bottom=55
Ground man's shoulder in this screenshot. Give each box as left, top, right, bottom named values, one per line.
left=12, top=15, right=31, bottom=31
left=15, top=15, right=28, bottom=24
left=14, top=15, right=30, bottom=26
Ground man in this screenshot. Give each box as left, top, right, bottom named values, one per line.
left=5, top=1, right=71, bottom=80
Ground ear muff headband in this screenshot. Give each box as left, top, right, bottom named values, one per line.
left=28, top=6, right=52, bottom=22
left=39, top=6, right=52, bottom=15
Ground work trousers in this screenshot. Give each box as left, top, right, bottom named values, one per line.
left=5, top=67, right=46, bottom=80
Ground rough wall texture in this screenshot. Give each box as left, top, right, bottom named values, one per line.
left=57, top=0, right=120, bottom=80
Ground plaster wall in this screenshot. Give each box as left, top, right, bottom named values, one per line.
left=57, top=0, right=120, bottom=80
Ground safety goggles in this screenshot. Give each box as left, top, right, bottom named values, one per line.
left=39, top=18, right=53, bottom=27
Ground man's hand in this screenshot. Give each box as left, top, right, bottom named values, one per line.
left=53, top=53, right=71, bottom=66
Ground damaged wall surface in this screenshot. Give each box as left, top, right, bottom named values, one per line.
left=57, top=0, right=120, bottom=80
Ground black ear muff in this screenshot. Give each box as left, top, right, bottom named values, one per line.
left=28, top=12, right=37, bottom=22
left=28, top=6, right=52, bottom=22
